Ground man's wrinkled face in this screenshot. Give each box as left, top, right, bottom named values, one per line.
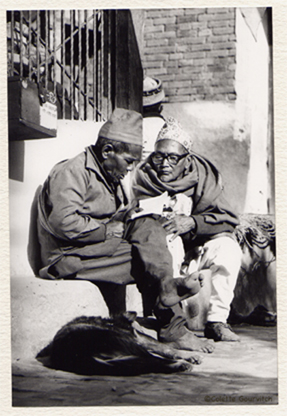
left=152, top=139, right=190, bottom=182
left=102, top=144, right=141, bottom=184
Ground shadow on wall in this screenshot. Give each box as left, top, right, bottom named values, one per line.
left=163, top=102, right=250, bottom=214
left=9, top=120, right=104, bottom=278
left=195, top=137, right=249, bottom=214
left=9, top=140, right=25, bottom=182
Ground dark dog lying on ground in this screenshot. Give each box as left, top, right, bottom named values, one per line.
left=36, top=312, right=202, bottom=376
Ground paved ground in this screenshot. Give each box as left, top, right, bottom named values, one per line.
left=12, top=325, right=278, bottom=407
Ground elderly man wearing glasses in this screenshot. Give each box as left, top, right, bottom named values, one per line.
left=131, top=117, right=242, bottom=343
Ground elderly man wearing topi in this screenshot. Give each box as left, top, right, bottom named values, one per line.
left=36, top=108, right=214, bottom=353
left=132, top=117, right=242, bottom=342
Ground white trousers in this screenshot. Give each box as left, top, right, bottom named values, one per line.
left=168, top=235, right=242, bottom=323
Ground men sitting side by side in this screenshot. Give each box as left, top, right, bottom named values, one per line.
left=36, top=108, right=214, bottom=354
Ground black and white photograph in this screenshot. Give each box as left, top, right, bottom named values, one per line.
left=2, top=2, right=285, bottom=410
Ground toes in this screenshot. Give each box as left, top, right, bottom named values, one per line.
left=184, top=364, right=194, bottom=373
left=201, top=343, right=215, bottom=353
left=189, top=354, right=202, bottom=365
left=169, top=361, right=191, bottom=372
left=175, top=351, right=202, bottom=364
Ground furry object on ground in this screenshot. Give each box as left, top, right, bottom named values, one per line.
left=36, top=312, right=201, bottom=376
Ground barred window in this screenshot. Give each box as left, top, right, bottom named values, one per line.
left=7, top=9, right=142, bottom=127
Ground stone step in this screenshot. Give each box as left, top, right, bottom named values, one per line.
left=11, top=276, right=142, bottom=361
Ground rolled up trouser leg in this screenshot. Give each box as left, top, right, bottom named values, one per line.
left=154, top=301, right=188, bottom=342
left=199, top=236, right=242, bottom=323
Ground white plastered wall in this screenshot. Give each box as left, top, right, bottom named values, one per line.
left=235, top=8, right=271, bottom=214
left=9, top=120, right=104, bottom=278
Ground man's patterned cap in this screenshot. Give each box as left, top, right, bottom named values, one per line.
left=155, top=117, right=193, bottom=153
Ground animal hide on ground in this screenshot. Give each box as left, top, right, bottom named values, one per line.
left=36, top=312, right=199, bottom=376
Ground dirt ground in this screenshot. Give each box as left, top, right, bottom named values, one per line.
left=12, top=324, right=278, bottom=407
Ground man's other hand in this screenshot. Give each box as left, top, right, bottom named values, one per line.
left=106, top=220, right=125, bottom=239
left=161, top=215, right=196, bottom=241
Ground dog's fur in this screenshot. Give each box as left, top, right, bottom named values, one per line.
left=36, top=312, right=201, bottom=376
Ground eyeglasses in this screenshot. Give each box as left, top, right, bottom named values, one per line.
left=151, top=151, right=188, bottom=166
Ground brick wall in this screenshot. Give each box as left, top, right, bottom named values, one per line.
left=142, top=8, right=236, bottom=102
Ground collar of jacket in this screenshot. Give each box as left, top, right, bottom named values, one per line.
left=85, top=146, right=129, bottom=206
left=85, top=145, right=115, bottom=193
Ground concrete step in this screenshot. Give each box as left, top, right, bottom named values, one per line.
left=11, top=276, right=143, bottom=361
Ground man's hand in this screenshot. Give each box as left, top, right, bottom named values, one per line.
left=161, top=214, right=196, bottom=241
left=105, top=220, right=125, bottom=239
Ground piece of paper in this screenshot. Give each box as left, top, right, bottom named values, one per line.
left=130, top=191, right=170, bottom=219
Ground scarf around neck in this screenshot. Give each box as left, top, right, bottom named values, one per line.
left=132, top=153, right=227, bottom=215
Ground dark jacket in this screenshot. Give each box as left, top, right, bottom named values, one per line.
left=37, top=146, right=128, bottom=279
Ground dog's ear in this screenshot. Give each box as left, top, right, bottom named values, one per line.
left=122, top=311, right=137, bottom=323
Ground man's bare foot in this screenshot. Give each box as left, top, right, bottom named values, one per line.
left=160, top=274, right=202, bottom=307
left=183, top=271, right=204, bottom=291
left=204, top=322, right=240, bottom=342
left=164, top=328, right=215, bottom=353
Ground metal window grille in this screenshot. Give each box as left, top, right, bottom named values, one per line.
left=7, top=9, right=143, bottom=124
left=7, top=10, right=111, bottom=121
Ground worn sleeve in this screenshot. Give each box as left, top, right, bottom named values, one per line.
left=46, top=165, right=107, bottom=243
